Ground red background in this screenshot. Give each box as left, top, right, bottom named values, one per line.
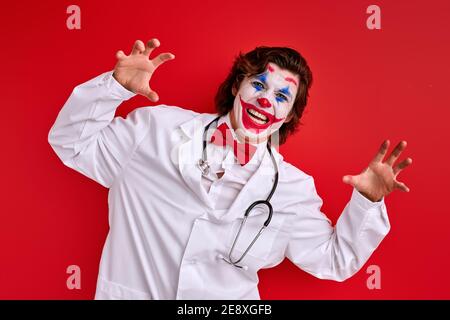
left=1, top=0, right=449, bottom=299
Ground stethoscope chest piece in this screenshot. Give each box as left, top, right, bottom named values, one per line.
left=197, top=158, right=210, bottom=177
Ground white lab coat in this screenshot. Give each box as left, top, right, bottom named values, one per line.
left=48, top=71, right=390, bottom=300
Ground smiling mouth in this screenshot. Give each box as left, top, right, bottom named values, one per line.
left=246, top=108, right=269, bottom=124
left=239, top=95, right=283, bottom=132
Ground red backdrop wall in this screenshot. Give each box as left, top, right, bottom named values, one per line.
left=1, top=0, right=449, bottom=299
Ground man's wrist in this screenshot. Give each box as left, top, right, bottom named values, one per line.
left=106, top=71, right=136, bottom=100
left=359, top=190, right=382, bottom=202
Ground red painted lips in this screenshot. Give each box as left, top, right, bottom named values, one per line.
left=240, top=95, right=283, bottom=133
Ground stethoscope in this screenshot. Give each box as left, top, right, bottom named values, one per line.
left=197, top=116, right=279, bottom=268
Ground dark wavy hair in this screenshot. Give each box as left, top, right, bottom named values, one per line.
left=214, top=46, right=313, bottom=145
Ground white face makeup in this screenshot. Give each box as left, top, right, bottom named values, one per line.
left=230, top=62, right=299, bottom=144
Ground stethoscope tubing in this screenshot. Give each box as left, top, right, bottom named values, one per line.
left=200, top=116, right=279, bottom=268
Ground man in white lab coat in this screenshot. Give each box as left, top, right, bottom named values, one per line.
left=48, top=38, right=412, bottom=299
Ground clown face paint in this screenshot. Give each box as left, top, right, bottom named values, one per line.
left=230, top=62, right=299, bottom=144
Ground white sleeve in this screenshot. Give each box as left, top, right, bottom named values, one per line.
left=285, top=177, right=390, bottom=281
left=48, top=71, right=152, bottom=188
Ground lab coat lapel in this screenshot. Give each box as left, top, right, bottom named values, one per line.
left=176, top=113, right=217, bottom=209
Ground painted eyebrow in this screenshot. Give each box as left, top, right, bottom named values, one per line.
left=285, top=77, right=298, bottom=87
left=278, top=86, right=292, bottom=98
left=256, top=72, right=292, bottom=98
left=255, top=73, right=268, bottom=84
left=253, top=74, right=292, bottom=98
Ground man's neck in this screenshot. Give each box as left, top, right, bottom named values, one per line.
left=226, top=112, right=268, bottom=146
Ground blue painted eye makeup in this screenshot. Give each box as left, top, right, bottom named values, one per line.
left=251, top=81, right=264, bottom=91
left=255, top=73, right=268, bottom=84
left=276, top=86, right=291, bottom=103
left=275, top=93, right=288, bottom=103
left=250, top=76, right=292, bottom=103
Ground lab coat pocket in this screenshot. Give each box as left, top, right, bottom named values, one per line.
left=226, top=210, right=285, bottom=263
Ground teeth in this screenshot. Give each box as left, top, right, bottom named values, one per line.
left=247, top=108, right=268, bottom=123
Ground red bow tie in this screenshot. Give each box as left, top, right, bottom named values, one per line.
left=210, top=123, right=257, bottom=166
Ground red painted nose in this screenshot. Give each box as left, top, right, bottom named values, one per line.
left=257, top=98, right=272, bottom=108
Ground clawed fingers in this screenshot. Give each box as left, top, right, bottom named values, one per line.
left=386, top=140, right=407, bottom=166
left=394, top=180, right=410, bottom=192
left=141, top=86, right=159, bottom=102
left=152, top=52, right=176, bottom=69
left=131, top=40, right=146, bottom=55
left=342, top=174, right=359, bottom=187
left=115, top=38, right=175, bottom=65
left=116, top=39, right=159, bottom=59
left=393, top=157, right=413, bottom=176
left=113, top=38, right=174, bottom=102
left=115, top=50, right=127, bottom=60
left=372, top=140, right=390, bottom=164
left=143, top=38, right=160, bottom=56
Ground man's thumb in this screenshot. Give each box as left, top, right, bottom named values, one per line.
left=342, top=175, right=354, bottom=186
left=143, top=88, right=159, bottom=102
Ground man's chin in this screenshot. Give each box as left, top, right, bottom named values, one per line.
left=236, top=127, right=271, bottom=145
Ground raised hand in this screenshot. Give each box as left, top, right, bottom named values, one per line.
left=113, top=39, right=175, bottom=102
left=342, top=140, right=413, bottom=202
